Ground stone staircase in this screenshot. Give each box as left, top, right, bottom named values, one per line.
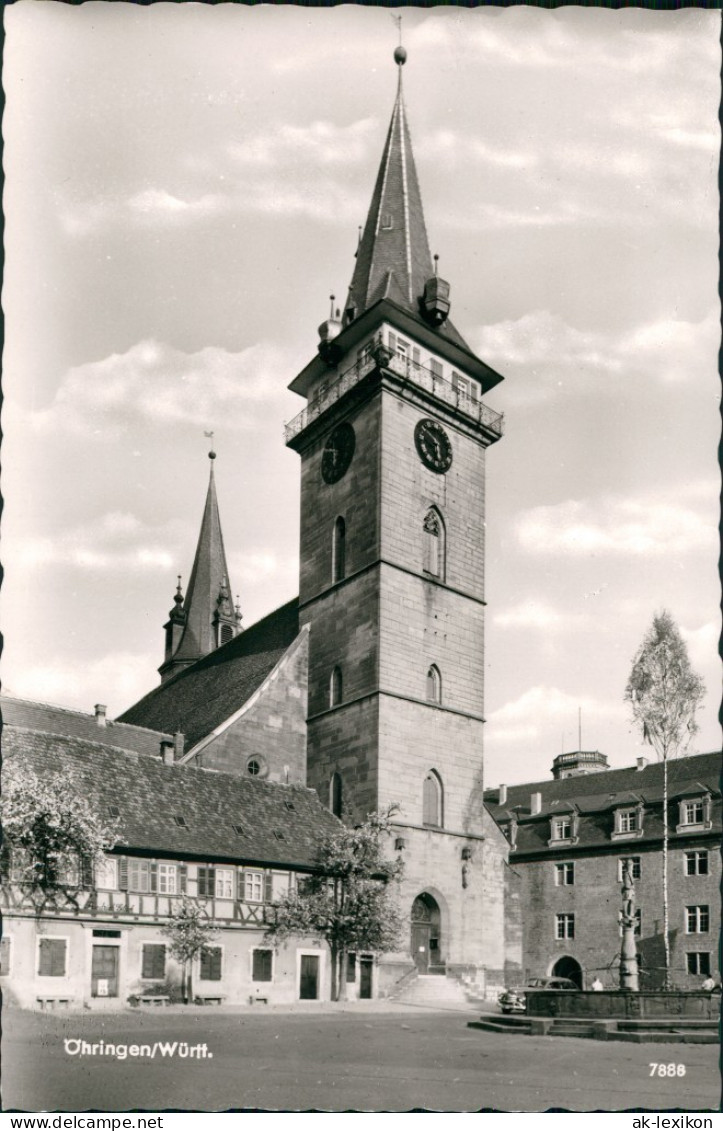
left=391, top=973, right=479, bottom=1009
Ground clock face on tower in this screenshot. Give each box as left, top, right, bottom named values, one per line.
left=321, top=422, right=356, bottom=484
left=414, top=418, right=453, bottom=474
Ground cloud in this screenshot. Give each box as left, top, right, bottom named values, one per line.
left=415, top=15, right=711, bottom=78
left=10, top=512, right=183, bottom=574
left=681, top=618, right=722, bottom=676
left=6, top=651, right=157, bottom=719
left=515, top=495, right=717, bottom=557
left=228, top=118, right=376, bottom=169
left=493, top=600, right=588, bottom=631
left=417, top=130, right=538, bottom=172
left=58, top=119, right=376, bottom=236
left=486, top=684, right=623, bottom=746
left=29, top=339, right=299, bottom=438
left=471, top=309, right=720, bottom=404
left=227, top=549, right=299, bottom=596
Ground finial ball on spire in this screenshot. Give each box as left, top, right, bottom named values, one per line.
left=394, top=46, right=407, bottom=66
left=209, top=450, right=216, bottom=461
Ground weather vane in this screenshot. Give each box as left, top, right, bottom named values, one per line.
left=391, top=13, right=403, bottom=45
left=204, top=430, right=216, bottom=459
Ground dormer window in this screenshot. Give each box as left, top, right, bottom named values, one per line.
left=618, top=809, right=638, bottom=833
left=676, top=794, right=711, bottom=834
left=611, top=802, right=644, bottom=841
left=547, top=810, right=579, bottom=847
left=683, top=800, right=704, bottom=824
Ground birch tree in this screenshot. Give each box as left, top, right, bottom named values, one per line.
left=625, top=610, right=705, bottom=989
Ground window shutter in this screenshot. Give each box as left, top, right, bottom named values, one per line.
left=264, top=873, right=273, bottom=903
left=211, top=948, right=222, bottom=981
left=143, top=944, right=166, bottom=980
left=388, top=331, right=396, bottom=351
left=253, top=949, right=273, bottom=982
left=39, top=939, right=66, bottom=977
left=0, top=938, right=10, bottom=976
left=179, top=864, right=187, bottom=894
left=150, top=862, right=158, bottom=894
left=52, top=940, right=66, bottom=976
left=81, top=857, right=94, bottom=890
left=118, top=857, right=128, bottom=891
left=238, top=869, right=246, bottom=902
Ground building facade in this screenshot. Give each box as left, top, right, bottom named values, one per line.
left=484, top=750, right=721, bottom=991
left=1, top=716, right=364, bottom=1009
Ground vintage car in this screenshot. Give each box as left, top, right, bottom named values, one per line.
left=498, top=976, right=578, bottom=1014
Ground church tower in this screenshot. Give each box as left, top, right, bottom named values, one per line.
left=159, top=450, right=242, bottom=684
left=285, top=49, right=510, bottom=989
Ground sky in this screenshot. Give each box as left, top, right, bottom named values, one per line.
left=2, top=3, right=720, bottom=788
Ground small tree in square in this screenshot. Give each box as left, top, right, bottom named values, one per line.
left=625, top=610, right=705, bottom=989
left=162, top=896, right=219, bottom=1004
left=265, top=805, right=405, bottom=1001
left=0, top=760, right=119, bottom=908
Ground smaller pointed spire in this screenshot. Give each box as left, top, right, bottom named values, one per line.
left=159, top=448, right=241, bottom=681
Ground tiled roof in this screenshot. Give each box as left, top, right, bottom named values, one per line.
left=3, top=725, right=341, bottom=870
left=118, top=598, right=300, bottom=751
left=344, top=69, right=471, bottom=354
left=0, top=696, right=171, bottom=758
left=485, top=752, right=721, bottom=856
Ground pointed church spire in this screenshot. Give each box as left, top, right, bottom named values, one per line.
left=344, top=47, right=434, bottom=324
left=159, top=448, right=240, bottom=683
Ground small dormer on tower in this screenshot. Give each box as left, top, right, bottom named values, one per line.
left=158, top=449, right=241, bottom=684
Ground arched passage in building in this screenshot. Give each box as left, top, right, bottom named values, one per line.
left=551, top=955, right=583, bottom=989
left=411, top=892, right=442, bottom=974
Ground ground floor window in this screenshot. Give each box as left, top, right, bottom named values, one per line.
left=142, top=943, right=167, bottom=980
left=252, top=949, right=273, bottom=982
left=200, top=946, right=223, bottom=981
left=0, top=938, right=10, bottom=975
left=686, top=952, right=711, bottom=976
left=38, top=938, right=67, bottom=977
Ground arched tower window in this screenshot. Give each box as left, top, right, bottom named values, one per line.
left=219, top=623, right=234, bottom=646
left=422, top=770, right=444, bottom=828
left=332, top=517, right=346, bottom=583
left=423, top=508, right=445, bottom=580
left=330, top=666, right=343, bottom=708
left=426, top=665, right=442, bottom=704
left=330, top=772, right=343, bottom=818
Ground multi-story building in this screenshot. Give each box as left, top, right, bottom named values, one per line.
left=1, top=709, right=352, bottom=1008
left=484, top=749, right=721, bottom=990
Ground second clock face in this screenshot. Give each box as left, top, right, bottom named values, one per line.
left=414, top=419, right=453, bottom=473
left=321, top=422, right=356, bottom=484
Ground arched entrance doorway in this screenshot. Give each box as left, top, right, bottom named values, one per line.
left=551, top=955, right=583, bottom=989
left=411, top=893, right=442, bottom=974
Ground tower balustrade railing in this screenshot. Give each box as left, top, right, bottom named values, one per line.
left=284, top=350, right=504, bottom=442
